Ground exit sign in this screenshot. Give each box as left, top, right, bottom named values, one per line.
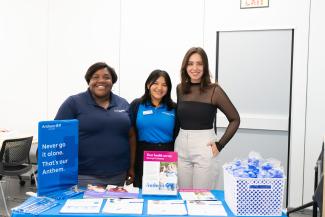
left=241, top=0, right=269, bottom=9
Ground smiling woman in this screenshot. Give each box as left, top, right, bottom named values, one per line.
left=84, top=63, right=117, bottom=109
left=175, top=47, right=240, bottom=190
left=129, top=70, right=178, bottom=188
left=54, top=62, right=136, bottom=187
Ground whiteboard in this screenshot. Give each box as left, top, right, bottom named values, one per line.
left=216, top=29, right=293, bottom=131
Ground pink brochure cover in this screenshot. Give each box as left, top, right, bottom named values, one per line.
left=143, top=151, right=178, bottom=162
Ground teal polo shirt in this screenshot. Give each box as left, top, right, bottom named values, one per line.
left=136, top=103, right=175, bottom=143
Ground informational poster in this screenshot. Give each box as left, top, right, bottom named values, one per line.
left=37, top=119, right=78, bottom=196
left=142, top=151, right=178, bottom=195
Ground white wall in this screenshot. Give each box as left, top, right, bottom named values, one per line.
left=47, top=0, right=121, bottom=118
left=0, top=0, right=323, bottom=207
left=304, top=0, right=325, bottom=205
left=119, top=0, right=204, bottom=102
left=0, top=0, right=48, bottom=135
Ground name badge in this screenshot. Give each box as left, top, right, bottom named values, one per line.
left=143, top=110, right=153, bottom=115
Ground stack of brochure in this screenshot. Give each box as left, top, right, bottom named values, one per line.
left=11, top=196, right=59, bottom=215
left=186, top=200, right=227, bottom=216
left=60, top=198, right=103, bottom=214
left=179, top=189, right=216, bottom=200
left=147, top=200, right=187, bottom=215
left=46, top=186, right=83, bottom=200
left=102, top=198, right=144, bottom=214
left=83, top=184, right=139, bottom=199
left=179, top=189, right=227, bottom=216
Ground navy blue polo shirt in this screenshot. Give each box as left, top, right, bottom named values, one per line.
left=55, top=89, right=131, bottom=176
left=136, top=103, right=175, bottom=143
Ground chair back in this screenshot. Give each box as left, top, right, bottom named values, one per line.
left=0, top=136, right=33, bottom=167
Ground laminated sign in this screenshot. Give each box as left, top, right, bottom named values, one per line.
left=37, top=119, right=78, bottom=196
left=142, top=151, right=178, bottom=195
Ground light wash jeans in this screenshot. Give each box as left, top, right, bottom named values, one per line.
left=175, top=128, right=219, bottom=189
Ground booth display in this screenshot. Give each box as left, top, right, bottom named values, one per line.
left=9, top=121, right=289, bottom=217
left=11, top=190, right=287, bottom=217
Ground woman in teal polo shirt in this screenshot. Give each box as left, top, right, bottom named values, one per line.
left=129, top=70, right=178, bottom=187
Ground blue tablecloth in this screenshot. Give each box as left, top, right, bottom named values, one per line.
left=11, top=190, right=287, bottom=217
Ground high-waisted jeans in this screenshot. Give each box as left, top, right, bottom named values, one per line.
left=175, top=128, right=219, bottom=189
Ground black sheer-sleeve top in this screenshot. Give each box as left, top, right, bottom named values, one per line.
left=176, top=82, right=240, bottom=151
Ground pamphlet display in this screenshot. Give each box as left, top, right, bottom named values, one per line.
left=142, top=151, right=178, bottom=195
left=12, top=119, right=236, bottom=216
left=37, top=119, right=79, bottom=196
left=12, top=191, right=230, bottom=216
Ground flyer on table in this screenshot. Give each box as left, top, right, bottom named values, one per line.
left=142, top=151, right=178, bottom=195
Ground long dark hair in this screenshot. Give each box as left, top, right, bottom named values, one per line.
left=180, top=47, right=211, bottom=94
left=140, top=69, right=175, bottom=110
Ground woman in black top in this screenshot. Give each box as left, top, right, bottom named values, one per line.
left=175, top=47, right=240, bottom=189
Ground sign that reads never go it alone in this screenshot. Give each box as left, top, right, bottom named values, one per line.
left=37, top=119, right=78, bottom=196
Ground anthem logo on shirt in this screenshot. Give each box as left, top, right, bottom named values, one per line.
left=114, top=109, right=126, bottom=113
left=162, top=111, right=175, bottom=116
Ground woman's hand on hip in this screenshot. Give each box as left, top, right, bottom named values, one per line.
left=208, top=142, right=220, bottom=157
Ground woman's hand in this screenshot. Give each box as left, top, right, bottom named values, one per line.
left=208, top=142, right=220, bottom=157
left=126, top=168, right=135, bottom=185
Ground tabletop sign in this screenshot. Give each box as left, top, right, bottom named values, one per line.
left=240, top=0, right=269, bottom=9
left=142, top=151, right=178, bottom=195
left=37, top=119, right=78, bottom=196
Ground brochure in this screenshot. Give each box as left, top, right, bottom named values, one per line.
left=83, top=184, right=139, bottom=199
left=147, top=200, right=187, bottom=215
left=102, top=198, right=144, bottom=214
left=142, top=151, right=178, bottom=195
left=60, top=198, right=103, bottom=214
left=46, top=186, right=83, bottom=200
left=179, top=189, right=216, bottom=200
left=186, top=200, right=227, bottom=216
left=11, top=196, right=59, bottom=215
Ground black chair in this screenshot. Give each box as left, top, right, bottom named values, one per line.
left=0, top=136, right=33, bottom=186
left=0, top=136, right=34, bottom=216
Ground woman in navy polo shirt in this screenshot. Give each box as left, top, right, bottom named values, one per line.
left=129, top=70, right=178, bottom=187
left=55, top=62, right=136, bottom=187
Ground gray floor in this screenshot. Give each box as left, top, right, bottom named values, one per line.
left=0, top=176, right=318, bottom=217
left=0, top=175, right=36, bottom=216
